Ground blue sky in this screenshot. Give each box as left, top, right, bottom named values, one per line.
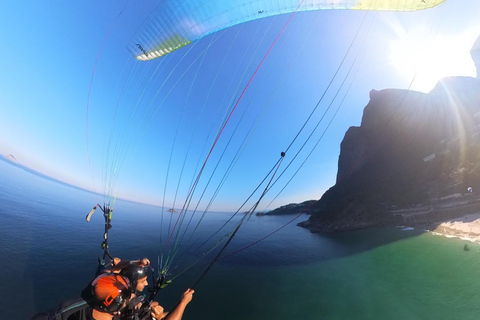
left=1, top=1, right=480, bottom=212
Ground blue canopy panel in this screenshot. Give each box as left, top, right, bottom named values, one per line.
left=128, top=0, right=447, bottom=61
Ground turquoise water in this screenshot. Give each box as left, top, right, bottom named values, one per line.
left=2, top=158, right=480, bottom=319
left=193, top=231, right=480, bottom=320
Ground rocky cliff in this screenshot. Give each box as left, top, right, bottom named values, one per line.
left=300, top=36, right=480, bottom=232
left=256, top=200, right=316, bottom=216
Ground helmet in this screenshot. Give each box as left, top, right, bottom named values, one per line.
left=91, top=273, right=131, bottom=314
left=120, top=264, right=149, bottom=292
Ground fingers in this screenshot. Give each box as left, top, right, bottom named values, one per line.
left=181, top=288, right=194, bottom=304
left=140, top=258, right=151, bottom=266
left=150, top=304, right=165, bottom=319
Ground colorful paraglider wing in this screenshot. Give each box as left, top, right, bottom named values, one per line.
left=128, top=0, right=447, bottom=61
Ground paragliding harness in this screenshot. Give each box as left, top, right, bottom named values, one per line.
left=86, top=204, right=114, bottom=272
left=86, top=204, right=172, bottom=320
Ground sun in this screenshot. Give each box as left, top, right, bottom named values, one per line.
left=389, top=29, right=477, bottom=93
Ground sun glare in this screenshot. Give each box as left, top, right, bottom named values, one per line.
left=389, top=30, right=477, bottom=93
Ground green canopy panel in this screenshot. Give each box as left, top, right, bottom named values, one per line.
left=128, top=0, right=447, bottom=61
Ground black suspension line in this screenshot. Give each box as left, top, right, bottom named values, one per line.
left=190, top=151, right=285, bottom=289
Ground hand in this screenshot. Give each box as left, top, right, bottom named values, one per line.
left=180, top=288, right=194, bottom=305
left=111, top=257, right=121, bottom=267
left=134, top=299, right=142, bottom=310
left=150, top=301, right=167, bottom=319
left=140, top=258, right=150, bottom=266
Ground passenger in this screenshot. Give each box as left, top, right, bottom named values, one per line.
left=106, top=258, right=194, bottom=320
left=30, top=273, right=132, bottom=320
left=31, top=258, right=192, bottom=320
left=117, top=262, right=157, bottom=319
left=30, top=273, right=165, bottom=320
left=89, top=273, right=166, bottom=320
left=90, top=273, right=131, bottom=320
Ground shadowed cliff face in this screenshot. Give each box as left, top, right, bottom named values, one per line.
left=303, top=35, right=480, bottom=232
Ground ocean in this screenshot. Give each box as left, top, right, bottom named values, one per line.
left=2, top=157, right=480, bottom=320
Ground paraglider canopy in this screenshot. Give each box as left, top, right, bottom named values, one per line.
left=128, top=0, right=447, bottom=61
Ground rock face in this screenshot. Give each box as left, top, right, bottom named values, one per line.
left=303, top=35, right=480, bottom=232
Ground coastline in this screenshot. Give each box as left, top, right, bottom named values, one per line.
left=428, top=213, right=480, bottom=243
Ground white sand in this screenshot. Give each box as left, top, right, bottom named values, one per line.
left=431, top=213, right=480, bottom=243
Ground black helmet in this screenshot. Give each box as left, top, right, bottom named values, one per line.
left=120, top=264, right=149, bottom=292
left=91, top=273, right=131, bottom=314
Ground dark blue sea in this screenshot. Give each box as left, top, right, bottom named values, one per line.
left=2, top=157, right=480, bottom=320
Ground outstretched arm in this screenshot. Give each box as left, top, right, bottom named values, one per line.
left=106, top=257, right=150, bottom=273
left=163, top=289, right=194, bottom=320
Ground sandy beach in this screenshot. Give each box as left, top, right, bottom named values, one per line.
left=430, top=213, right=480, bottom=243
